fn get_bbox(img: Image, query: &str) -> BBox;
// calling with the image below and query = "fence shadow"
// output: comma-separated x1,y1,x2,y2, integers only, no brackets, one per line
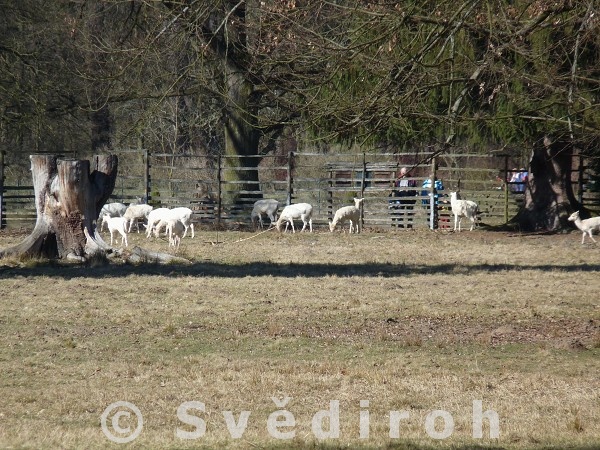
1,260,599,280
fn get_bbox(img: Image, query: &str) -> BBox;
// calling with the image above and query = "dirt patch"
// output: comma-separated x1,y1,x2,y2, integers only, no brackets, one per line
213,315,600,349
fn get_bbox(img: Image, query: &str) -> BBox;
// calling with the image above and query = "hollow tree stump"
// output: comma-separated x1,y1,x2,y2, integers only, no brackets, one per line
0,154,117,260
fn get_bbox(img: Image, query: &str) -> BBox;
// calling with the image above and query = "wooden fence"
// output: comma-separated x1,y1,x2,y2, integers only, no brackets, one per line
1,149,598,230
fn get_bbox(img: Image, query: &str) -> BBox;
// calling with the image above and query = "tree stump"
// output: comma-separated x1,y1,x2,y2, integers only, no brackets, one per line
0,154,117,261
0,154,190,264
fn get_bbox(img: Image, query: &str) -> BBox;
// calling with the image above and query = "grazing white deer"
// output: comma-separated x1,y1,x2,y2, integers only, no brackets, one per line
165,218,185,251
329,198,363,233
275,203,313,233
251,199,279,229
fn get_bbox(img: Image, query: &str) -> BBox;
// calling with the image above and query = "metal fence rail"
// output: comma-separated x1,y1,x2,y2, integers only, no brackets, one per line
1,150,598,229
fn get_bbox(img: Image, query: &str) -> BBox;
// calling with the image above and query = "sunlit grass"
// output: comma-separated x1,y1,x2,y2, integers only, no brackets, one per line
1,227,599,448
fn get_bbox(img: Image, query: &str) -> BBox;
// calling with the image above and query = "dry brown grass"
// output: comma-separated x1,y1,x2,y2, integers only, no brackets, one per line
0,227,599,449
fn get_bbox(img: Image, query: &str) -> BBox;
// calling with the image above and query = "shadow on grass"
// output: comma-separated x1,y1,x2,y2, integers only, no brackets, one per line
1,259,599,279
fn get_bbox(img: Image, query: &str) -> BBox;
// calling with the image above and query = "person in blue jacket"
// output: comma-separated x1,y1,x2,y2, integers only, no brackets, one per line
421,178,444,204
421,178,444,229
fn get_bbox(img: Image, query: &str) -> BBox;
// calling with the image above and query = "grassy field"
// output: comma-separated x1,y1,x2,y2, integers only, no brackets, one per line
0,226,599,449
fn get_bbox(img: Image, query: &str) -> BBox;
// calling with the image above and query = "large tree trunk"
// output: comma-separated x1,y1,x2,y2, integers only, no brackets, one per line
0,154,117,260
222,63,262,211
91,106,112,152
87,2,112,154
516,136,581,231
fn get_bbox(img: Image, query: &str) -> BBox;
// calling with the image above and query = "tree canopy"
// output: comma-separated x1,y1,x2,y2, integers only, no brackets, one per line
1,1,599,163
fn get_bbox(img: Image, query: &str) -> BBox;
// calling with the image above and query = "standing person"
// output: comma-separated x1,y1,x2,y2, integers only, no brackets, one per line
421,177,444,229
421,177,444,204
389,167,417,228
510,168,528,193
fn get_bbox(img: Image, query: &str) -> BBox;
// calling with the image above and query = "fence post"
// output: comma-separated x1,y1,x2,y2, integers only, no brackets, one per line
286,151,294,206
360,152,366,228
327,167,333,220
0,150,4,229
503,155,509,224
217,154,222,228
429,157,437,229
578,153,584,206
143,147,151,204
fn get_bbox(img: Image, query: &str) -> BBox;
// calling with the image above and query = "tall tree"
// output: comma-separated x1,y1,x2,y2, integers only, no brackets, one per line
517,135,580,230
